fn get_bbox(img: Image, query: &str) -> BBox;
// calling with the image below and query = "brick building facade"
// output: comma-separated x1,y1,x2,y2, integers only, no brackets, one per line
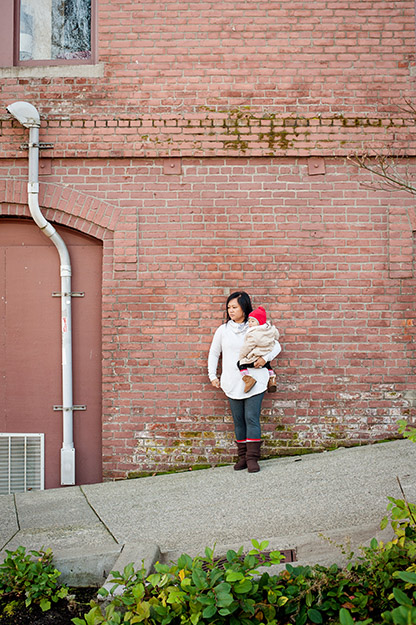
1,1,416,484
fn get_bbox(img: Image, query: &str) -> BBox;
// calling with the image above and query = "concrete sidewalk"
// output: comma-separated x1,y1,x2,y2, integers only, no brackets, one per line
1,439,415,587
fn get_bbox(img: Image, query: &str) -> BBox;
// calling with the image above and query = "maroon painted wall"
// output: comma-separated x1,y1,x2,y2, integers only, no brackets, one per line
0,219,102,488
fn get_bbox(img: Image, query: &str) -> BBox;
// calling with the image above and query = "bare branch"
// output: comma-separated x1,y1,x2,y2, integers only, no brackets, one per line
348,97,416,195
396,476,416,527
348,152,416,196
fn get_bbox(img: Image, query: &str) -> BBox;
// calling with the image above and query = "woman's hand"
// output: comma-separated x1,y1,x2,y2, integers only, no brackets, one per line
254,357,266,368
211,378,221,388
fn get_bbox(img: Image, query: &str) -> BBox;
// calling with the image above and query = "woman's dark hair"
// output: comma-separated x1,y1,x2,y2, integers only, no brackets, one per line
225,291,253,322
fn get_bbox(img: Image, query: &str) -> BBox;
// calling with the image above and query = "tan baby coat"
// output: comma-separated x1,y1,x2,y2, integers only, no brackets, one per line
238,322,280,365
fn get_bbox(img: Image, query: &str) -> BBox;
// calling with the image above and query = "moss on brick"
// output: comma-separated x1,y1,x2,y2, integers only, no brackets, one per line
223,139,249,152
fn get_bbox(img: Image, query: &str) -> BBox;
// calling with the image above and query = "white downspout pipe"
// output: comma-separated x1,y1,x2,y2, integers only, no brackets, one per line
7,101,75,485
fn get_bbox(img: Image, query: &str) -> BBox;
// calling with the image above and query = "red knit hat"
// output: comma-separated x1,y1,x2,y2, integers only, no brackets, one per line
249,306,267,325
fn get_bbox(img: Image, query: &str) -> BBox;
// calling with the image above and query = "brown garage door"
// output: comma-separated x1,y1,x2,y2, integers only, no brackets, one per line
0,217,102,489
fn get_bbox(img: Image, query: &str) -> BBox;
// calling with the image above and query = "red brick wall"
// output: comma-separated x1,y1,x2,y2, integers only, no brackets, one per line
2,155,416,477
2,0,415,118
1,1,416,160
1,1,416,478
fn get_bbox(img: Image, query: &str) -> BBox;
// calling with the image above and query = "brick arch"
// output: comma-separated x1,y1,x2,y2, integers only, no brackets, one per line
0,179,120,240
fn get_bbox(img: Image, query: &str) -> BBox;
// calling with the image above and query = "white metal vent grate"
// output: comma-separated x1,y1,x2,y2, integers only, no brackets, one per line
0,434,44,495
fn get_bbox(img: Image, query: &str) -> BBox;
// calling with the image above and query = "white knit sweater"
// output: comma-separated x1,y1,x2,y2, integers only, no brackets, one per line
208,320,281,400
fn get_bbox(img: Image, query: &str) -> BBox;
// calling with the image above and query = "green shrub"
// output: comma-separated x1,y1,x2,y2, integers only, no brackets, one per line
0,545,68,613
72,540,286,625
398,419,416,444
4,421,416,624
0,496,414,624
341,491,416,625
72,493,416,625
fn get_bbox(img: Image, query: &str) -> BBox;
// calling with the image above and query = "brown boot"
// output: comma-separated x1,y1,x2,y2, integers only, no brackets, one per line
242,375,256,393
234,442,247,471
246,441,262,473
268,375,277,393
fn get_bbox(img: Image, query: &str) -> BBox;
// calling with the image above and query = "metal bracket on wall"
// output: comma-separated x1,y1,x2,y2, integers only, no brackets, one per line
39,159,52,175
53,405,87,411
163,158,182,175
308,157,326,175
52,292,85,297
20,142,54,150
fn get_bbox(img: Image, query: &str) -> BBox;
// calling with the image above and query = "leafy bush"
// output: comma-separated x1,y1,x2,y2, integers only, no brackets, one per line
398,419,416,444
0,545,68,614
72,494,416,625
338,488,416,625
4,423,416,624
72,540,286,625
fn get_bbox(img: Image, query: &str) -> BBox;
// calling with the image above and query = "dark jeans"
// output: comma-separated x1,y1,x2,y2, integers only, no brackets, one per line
228,392,265,441
237,360,272,371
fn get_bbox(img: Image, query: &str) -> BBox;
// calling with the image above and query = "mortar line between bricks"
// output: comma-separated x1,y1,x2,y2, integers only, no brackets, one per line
79,485,119,545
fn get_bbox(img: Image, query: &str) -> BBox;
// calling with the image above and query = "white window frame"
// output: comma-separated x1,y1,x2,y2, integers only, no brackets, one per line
0,0,97,68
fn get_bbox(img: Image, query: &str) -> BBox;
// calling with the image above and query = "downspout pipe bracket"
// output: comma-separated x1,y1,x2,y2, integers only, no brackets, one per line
53,405,87,411
20,142,54,150
52,292,85,297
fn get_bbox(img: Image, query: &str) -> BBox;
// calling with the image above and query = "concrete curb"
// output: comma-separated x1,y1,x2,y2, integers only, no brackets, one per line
0,441,414,590
161,521,395,573
98,542,161,599
90,520,394,598
54,545,122,587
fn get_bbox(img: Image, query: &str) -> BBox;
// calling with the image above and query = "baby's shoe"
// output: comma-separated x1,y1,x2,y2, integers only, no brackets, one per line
267,375,277,393
242,375,257,393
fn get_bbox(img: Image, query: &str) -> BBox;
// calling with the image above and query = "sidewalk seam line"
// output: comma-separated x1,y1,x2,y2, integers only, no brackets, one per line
0,494,21,552
79,485,120,545
14,494,20,531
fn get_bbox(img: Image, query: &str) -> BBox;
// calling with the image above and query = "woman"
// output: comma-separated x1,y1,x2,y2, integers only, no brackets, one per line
208,291,281,473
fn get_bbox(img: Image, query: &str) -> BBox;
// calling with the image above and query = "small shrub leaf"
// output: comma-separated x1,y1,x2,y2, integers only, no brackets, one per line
307,608,323,623
270,550,284,563
370,538,378,550
177,554,193,570
202,604,217,618
204,546,213,560
225,570,244,582
39,598,51,612
191,567,207,589
393,586,413,607
226,549,237,562
396,571,416,584
146,573,161,587
339,608,355,625
234,579,252,594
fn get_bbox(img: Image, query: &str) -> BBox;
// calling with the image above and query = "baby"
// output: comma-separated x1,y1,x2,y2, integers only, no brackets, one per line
237,306,280,393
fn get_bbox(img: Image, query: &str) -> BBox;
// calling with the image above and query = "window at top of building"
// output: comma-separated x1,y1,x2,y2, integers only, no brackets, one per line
19,0,92,63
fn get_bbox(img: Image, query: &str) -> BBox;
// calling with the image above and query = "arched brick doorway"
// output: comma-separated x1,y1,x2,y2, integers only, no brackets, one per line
0,217,102,489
